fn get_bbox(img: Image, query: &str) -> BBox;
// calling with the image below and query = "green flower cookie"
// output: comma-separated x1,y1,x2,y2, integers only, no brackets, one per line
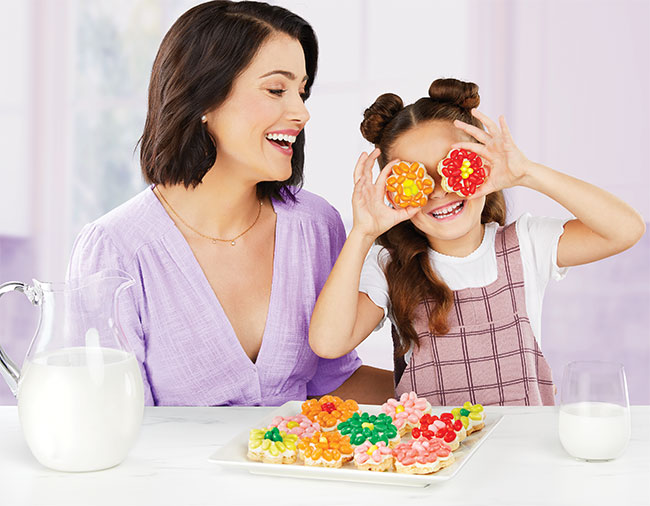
337,412,399,446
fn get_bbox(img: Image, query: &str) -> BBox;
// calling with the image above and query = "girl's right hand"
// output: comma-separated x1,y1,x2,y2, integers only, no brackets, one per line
351,148,420,240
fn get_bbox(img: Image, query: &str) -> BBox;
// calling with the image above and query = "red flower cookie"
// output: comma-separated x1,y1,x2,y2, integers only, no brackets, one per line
437,148,487,197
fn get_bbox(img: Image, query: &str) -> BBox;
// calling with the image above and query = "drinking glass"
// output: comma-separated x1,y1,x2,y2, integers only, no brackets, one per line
558,361,631,461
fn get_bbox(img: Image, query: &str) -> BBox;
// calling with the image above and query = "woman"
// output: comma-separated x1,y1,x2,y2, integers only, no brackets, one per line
68,1,392,406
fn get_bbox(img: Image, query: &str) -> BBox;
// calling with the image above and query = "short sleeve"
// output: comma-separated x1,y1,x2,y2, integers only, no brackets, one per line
516,213,570,284
359,244,391,331
66,223,155,405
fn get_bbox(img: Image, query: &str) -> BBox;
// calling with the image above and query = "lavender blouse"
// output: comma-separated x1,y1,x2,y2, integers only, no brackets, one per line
66,187,361,406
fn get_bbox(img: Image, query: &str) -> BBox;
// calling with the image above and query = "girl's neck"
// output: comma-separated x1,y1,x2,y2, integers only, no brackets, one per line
427,223,486,257
156,167,263,239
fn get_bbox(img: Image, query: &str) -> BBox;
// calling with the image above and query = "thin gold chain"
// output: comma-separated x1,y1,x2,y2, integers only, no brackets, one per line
154,186,262,246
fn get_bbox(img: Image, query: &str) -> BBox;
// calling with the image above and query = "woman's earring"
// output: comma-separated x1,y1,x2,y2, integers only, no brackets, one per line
201,115,207,123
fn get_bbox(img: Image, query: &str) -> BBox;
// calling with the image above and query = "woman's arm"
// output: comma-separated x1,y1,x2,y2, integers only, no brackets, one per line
309,150,418,359
453,110,646,267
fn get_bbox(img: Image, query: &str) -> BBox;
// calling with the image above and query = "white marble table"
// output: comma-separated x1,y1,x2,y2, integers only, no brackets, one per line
0,406,648,506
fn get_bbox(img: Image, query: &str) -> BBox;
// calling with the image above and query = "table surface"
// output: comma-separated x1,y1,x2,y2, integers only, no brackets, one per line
0,405,648,506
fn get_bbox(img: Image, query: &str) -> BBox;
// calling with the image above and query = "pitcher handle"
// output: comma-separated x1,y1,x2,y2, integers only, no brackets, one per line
0,282,41,396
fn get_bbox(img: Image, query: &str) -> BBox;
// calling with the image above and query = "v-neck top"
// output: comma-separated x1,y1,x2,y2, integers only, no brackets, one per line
66,186,361,406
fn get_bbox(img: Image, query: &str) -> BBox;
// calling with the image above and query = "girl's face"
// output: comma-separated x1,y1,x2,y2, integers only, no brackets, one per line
204,33,310,183
390,120,487,254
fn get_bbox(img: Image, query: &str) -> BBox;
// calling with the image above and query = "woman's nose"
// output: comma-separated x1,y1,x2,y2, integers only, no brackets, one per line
289,93,310,125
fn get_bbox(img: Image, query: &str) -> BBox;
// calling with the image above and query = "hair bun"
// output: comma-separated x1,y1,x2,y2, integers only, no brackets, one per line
428,78,480,110
360,93,404,144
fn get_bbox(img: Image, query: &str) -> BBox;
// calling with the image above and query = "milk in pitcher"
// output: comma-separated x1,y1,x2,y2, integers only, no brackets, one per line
17,346,144,472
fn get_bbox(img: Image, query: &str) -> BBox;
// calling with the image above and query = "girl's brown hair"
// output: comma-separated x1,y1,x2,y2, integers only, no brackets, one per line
360,78,506,356
139,1,318,202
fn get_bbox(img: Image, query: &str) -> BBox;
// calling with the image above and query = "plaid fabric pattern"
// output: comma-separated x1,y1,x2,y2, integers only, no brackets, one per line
395,223,555,406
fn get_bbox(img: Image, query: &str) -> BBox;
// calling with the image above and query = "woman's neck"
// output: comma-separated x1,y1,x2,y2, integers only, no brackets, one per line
156,168,262,240
427,224,486,257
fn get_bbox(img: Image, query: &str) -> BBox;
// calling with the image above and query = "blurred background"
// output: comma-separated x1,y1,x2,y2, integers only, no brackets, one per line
0,0,648,404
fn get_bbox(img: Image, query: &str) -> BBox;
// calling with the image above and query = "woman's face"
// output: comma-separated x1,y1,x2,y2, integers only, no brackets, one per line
389,120,487,252
204,33,310,183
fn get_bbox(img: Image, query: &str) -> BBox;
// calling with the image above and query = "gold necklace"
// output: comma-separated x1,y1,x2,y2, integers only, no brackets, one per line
155,186,262,246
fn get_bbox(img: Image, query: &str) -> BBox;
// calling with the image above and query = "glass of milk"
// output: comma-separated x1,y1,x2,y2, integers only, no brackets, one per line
558,361,631,461
0,270,145,472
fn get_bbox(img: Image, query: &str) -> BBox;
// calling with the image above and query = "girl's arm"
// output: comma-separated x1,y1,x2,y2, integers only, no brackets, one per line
453,110,646,267
309,150,418,359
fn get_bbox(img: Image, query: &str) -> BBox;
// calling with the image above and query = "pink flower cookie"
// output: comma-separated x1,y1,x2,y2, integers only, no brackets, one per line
353,441,394,472
393,439,455,475
268,414,320,439
381,391,432,436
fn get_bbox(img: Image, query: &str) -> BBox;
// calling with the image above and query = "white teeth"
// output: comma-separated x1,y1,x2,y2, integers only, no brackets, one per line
265,133,297,143
432,201,463,218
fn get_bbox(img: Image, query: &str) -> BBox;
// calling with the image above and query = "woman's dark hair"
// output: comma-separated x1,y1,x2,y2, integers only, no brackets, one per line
139,0,318,202
360,78,507,356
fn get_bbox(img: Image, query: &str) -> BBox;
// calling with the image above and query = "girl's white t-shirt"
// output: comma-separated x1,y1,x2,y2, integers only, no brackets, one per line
359,213,569,350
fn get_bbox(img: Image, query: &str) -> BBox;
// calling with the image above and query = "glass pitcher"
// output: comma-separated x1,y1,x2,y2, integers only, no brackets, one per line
0,269,144,472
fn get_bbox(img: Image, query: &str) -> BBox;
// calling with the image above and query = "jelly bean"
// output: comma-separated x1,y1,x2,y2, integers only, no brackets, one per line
249,440,262,449
262,439,271,450
276,441,286,452
397,175,406,184
387,176,397,185
460,408,470,417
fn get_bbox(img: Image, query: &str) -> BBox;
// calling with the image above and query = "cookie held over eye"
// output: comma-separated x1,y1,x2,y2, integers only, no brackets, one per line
437,148,487,197
385,161,434,208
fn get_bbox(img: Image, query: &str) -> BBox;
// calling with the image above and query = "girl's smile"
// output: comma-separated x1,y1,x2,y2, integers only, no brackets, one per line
427,199,466,221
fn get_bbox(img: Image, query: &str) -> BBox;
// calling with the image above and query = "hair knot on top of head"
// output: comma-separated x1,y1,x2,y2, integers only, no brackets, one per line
428,78,480,110
360,93,404,145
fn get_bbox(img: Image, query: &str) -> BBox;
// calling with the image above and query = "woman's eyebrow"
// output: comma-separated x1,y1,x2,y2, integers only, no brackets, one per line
259,70,309,83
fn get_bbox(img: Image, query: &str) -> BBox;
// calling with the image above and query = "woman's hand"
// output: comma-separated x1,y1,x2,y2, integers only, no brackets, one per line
451,109,532,199
351,148,419,239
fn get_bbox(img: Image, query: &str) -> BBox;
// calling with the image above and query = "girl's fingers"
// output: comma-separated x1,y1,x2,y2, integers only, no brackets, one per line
499,115,514,143
453,119,490,145
376,159,399,187
471,108,499,137
353,152,368,184
450,141,492,162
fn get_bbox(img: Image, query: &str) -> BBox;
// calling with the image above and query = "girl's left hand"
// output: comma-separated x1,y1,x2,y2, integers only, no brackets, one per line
451,109,532,199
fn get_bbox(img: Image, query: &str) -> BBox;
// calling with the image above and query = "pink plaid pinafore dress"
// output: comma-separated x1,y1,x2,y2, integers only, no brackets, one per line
393,223,555,406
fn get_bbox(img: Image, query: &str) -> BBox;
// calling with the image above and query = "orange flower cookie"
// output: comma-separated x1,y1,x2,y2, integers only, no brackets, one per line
353,441,394,472
393,439,455,475
385,161,434,208
247,427,298,464
297,431,354,468
437,148,487,197
301,395,359,431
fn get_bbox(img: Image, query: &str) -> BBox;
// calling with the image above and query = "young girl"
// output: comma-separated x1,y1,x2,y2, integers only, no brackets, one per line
309,78,645,406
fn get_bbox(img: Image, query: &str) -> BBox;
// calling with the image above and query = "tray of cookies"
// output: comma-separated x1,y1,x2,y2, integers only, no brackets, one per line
208,392,502,487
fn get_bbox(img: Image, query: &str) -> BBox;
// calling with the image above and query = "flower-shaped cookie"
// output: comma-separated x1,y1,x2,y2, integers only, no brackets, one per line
297,430,354,468
353,440,394,472
337,412,400,447
393,438,455,475
451,402,485,435
386,161,434,208
381,391,432,436
411,414,464,451
268,414,321,440
438,148,487,197
301,395,359,431
247,426,299,464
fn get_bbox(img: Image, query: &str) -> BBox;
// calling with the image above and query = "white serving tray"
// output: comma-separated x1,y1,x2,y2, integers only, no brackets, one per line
209,401,502,487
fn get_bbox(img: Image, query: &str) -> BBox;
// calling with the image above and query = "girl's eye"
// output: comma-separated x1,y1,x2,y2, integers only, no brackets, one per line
268,89,286,96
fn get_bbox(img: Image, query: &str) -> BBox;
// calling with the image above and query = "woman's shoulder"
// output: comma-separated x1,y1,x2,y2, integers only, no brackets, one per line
274,187,343,226
75,187,170,261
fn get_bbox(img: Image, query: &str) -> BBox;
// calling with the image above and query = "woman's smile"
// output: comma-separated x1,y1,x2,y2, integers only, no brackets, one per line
265,129,300,156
